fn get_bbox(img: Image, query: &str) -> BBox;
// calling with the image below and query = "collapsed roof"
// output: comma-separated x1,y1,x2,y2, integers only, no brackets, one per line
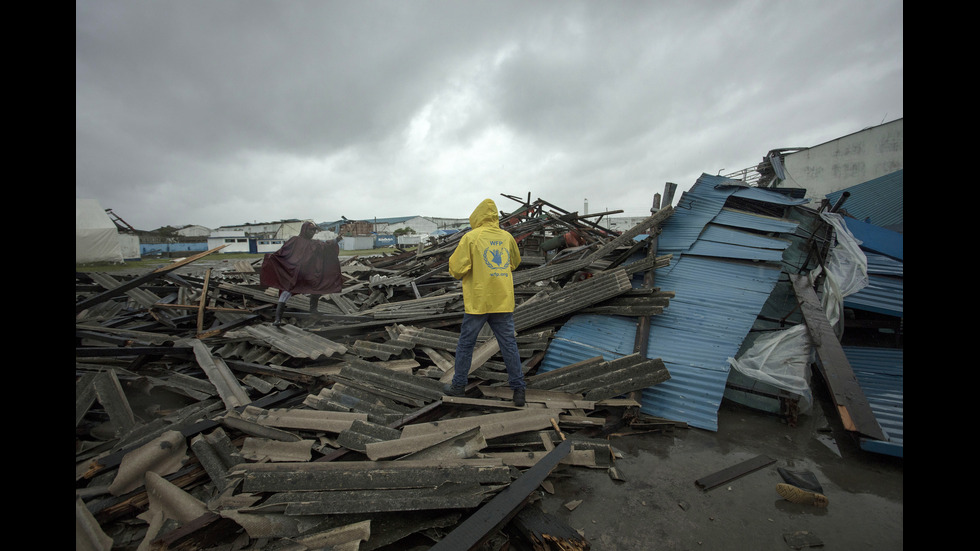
76,181,902,549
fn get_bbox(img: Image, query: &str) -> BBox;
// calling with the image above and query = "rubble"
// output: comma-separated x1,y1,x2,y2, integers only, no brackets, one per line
76,196,678,550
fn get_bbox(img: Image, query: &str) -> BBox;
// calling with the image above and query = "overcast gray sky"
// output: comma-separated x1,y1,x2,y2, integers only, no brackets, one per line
76,0,903,231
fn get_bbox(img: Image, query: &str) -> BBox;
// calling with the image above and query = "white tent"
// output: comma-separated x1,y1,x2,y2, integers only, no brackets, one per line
76,198,124,264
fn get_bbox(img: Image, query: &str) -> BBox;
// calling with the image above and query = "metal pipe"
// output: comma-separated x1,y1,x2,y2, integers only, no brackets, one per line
829,191,850,213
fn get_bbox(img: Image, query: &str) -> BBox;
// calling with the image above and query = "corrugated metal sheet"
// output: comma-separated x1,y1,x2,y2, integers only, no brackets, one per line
865,252,904,277
227,324,348,359
540,174,791,431
840,217,903,318
656,180,733,254
698,225,792,251
713,208,801,233
842,216,903,261
844,346,903,457
826,169,903,229
731,186,811,206
514,268,633,331
686,240,786,262
844,274,904,317
638,257,783,430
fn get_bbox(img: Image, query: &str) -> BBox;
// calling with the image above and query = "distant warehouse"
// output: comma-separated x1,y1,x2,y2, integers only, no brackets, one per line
207,230,284,254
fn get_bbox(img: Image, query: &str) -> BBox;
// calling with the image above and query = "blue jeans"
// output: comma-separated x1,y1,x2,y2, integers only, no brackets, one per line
453,312,526,390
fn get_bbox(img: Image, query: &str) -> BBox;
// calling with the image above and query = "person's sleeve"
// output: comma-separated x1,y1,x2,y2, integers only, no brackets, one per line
448,237,472,280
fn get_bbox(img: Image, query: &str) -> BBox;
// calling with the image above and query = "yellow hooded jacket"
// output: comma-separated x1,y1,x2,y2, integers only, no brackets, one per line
449,198,522,314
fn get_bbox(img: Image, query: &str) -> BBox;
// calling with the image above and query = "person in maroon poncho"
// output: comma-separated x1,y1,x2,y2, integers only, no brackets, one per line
260,221,344,326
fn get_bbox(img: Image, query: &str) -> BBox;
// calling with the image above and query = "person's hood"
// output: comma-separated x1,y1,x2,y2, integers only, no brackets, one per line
469,199,500,230
300,221,318,238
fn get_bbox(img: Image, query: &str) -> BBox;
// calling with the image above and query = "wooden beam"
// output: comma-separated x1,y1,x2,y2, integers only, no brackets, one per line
75,245,228,314
429,439,573,551
695,454,775,491
510,503,590,551
197,268,212,335
790,274,885,441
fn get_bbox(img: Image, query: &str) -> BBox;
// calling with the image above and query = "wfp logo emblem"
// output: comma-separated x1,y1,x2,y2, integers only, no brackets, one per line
482,247,511,270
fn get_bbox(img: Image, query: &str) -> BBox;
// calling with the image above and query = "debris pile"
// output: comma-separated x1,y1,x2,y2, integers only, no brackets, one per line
76,196,680,550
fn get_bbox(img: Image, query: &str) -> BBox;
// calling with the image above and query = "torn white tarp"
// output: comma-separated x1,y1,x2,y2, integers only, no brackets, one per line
729,324,813,413
727,211,868,413
816,211,870,334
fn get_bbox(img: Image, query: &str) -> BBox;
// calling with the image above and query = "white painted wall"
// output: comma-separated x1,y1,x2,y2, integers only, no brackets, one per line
341,236,376,250
775,118,903,203
256,239,285,253
176,225,212,237
207,234,252,253
386,216,438,235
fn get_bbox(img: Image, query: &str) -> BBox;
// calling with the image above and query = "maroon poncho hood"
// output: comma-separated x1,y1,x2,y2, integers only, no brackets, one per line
260,222,343,295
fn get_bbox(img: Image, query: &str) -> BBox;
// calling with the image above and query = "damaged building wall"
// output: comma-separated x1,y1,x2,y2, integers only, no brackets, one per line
772,118,903,205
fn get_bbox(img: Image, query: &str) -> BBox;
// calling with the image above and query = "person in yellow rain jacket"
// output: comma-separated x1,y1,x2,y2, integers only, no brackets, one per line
443,198,527,406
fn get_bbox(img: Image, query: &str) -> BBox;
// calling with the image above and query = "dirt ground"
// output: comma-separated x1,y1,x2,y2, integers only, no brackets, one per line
533,385,903,551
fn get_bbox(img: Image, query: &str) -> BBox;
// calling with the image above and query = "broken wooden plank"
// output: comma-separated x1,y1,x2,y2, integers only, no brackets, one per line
790,274,885,441
264,483,495,515
510,502,590,551
694,454,776,491
429,439,573,551
75,245,227,313
239,461,511,493
197,267,213,335
480,448,596,468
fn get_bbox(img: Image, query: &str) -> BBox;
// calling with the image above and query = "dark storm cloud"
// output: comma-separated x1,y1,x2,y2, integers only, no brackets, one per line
76,0,902,230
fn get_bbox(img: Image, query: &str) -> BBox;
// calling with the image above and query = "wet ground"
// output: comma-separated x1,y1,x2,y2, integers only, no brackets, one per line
535,386,903,550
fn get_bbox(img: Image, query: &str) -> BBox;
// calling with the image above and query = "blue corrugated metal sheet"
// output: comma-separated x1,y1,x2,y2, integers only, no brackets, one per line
844,346,903,457
843,240,903,318
844,275,903,317
540,174,793,431
698,225,792,251
713,209,800,233
827,169,903,229
842,216,903,261
655,178,736,255
865,252,904,277
731,186,810,206
686,241,786,262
